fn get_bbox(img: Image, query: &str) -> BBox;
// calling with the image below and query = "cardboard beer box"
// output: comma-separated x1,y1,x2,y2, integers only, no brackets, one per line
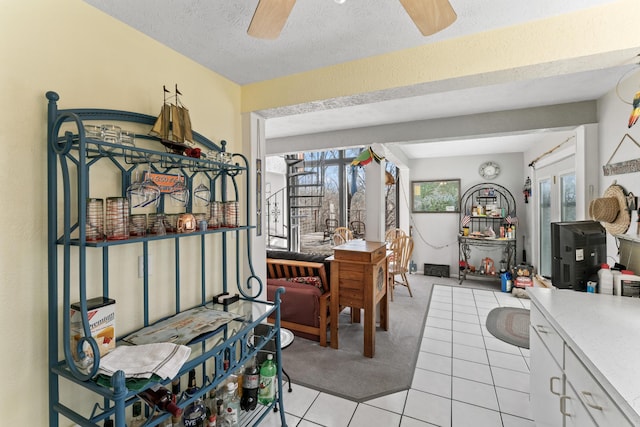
70,297,116,365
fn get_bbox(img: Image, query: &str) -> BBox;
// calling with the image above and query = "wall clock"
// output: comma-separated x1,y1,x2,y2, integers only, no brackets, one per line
479,161,500,180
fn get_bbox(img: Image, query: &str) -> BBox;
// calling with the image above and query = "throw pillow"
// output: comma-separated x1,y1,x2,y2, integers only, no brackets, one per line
287,276,324,293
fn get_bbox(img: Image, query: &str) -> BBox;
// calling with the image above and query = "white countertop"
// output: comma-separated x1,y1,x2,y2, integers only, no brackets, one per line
528,288,640,424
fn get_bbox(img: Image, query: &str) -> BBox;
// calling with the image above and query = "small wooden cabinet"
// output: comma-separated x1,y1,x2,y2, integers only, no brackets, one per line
329,240,389,358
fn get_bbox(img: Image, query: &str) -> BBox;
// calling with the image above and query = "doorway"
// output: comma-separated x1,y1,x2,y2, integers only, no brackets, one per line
536,156,576,277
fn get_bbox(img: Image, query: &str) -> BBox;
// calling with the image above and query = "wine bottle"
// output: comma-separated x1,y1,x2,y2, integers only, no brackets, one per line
129,400,147,427
181,369,207,427
170,376,182,426
185,369,199,397
172,377,181,397
138,385,183,418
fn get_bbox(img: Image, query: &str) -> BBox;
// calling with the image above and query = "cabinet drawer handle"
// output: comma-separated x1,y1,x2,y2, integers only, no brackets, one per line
581,391,603,411
536,324,549,334
549,376,561,395
560,395,571,416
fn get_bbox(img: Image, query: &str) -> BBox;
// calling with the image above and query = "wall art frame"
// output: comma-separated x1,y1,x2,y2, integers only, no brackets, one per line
411,179,461,213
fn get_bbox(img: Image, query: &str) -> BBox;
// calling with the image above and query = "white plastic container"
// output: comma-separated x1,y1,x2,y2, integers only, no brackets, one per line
598,263,613,295
612,269,622,296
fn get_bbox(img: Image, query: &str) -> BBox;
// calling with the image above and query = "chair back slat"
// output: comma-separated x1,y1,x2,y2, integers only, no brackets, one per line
332,227,353,246
390,235,414,273
385,228,407,244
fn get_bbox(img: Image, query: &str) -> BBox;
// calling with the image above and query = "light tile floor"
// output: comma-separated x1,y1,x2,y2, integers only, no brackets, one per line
261,276,535,427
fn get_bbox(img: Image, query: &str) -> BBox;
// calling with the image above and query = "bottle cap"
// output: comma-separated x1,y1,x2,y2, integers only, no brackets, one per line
267,354,273,360
601,263,610,269
226,381,237,392
166,401,183,418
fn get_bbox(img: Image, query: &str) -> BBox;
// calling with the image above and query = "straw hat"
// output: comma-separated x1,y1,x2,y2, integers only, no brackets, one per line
589,184,630,235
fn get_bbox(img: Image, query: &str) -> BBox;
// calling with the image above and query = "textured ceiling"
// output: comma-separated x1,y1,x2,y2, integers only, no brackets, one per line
84,0,621,85
84,0,635,158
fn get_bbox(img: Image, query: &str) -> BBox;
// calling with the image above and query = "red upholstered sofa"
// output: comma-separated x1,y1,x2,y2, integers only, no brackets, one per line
266,251,332,347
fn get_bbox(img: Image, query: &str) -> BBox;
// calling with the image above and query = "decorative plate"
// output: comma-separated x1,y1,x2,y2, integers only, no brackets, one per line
280,328,295,348
479,161,500,180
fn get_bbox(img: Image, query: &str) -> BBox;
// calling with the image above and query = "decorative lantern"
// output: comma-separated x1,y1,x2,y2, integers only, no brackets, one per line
523,176,532,203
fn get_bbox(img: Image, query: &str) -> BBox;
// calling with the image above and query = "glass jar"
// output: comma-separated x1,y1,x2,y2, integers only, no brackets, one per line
209,201,223,229
105,197,129,240
129,214,147,237
86,198,104,242
223,201,238,228
147,213,166,236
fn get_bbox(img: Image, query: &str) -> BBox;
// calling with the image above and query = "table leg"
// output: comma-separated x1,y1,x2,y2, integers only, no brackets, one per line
363,302,375,358
379,292,389,331
330,263,339,349
351,307,361,323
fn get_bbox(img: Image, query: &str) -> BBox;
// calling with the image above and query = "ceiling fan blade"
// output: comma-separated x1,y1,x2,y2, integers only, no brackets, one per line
399,0,457,36
248,0,296,39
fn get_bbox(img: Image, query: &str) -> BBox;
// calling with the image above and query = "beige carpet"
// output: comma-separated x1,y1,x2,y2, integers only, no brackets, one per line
281,276,433,402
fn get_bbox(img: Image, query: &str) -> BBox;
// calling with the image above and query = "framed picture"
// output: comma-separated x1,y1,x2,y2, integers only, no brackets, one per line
411,179,461,213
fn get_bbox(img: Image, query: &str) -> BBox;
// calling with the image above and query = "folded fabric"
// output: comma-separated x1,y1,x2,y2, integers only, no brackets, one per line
98,343,191,380
95,373,162,391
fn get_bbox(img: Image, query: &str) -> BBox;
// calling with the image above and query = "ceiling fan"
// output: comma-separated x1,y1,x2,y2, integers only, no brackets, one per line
248,0,457,40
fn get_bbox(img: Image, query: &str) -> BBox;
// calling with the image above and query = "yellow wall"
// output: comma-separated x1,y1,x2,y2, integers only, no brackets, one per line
0,1,241,425
242,0,640,112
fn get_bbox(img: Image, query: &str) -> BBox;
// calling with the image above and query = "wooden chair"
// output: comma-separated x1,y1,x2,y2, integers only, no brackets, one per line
384,228,407,264
385,228,407,244
349,220,366,239
388,235,414,301
323,218,339,242
332,227,353,246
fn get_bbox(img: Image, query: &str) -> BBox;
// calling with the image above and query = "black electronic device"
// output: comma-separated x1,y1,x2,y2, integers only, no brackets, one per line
551,220,606,291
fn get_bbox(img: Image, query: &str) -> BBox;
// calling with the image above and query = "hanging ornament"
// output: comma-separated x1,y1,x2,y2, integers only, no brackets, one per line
523,176,532,203
350,146,384,167
629,91,640,128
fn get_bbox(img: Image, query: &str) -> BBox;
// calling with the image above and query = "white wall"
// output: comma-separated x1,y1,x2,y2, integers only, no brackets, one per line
409,152,525,276
597,72,640,262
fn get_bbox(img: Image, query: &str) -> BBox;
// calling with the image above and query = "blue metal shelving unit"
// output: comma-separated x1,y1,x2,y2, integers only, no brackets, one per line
46,91,287,427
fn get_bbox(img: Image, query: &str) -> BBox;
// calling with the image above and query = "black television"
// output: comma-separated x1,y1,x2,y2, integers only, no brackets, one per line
551,220,606,291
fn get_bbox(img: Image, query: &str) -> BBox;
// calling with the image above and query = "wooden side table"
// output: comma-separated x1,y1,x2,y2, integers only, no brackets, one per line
329,240,389,358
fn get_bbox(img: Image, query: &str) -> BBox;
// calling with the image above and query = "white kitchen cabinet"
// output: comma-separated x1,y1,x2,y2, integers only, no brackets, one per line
529,288,639,427
562,380,598,427
564,345,632,427
529,329,564,427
